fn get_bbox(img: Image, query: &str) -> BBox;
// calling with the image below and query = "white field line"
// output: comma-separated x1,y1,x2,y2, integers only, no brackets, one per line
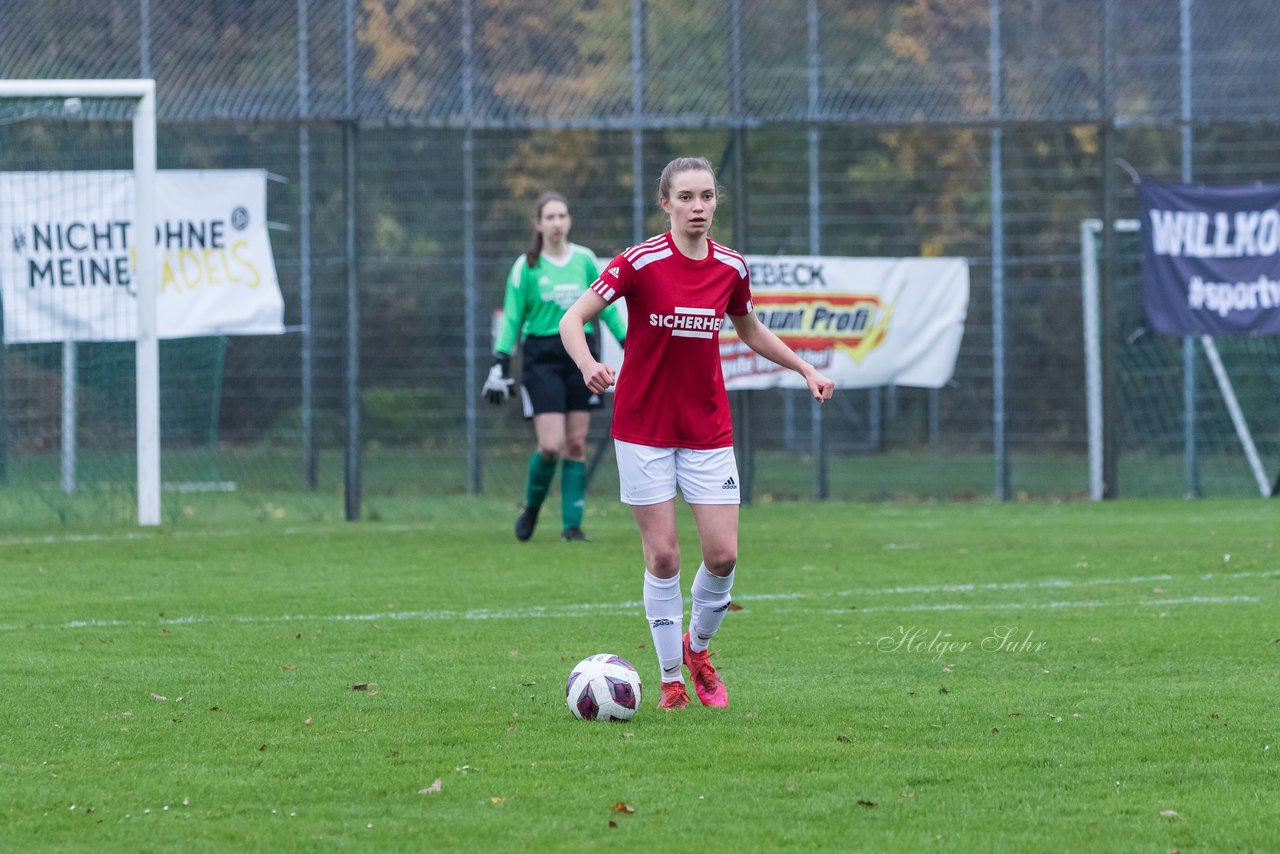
844,594,1259,615
0,524,422,548
1,570,1271,633
834,569,1280,598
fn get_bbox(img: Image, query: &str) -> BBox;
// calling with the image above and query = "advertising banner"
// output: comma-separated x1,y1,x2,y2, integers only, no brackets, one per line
1139,180,1280,336
1,169,284,343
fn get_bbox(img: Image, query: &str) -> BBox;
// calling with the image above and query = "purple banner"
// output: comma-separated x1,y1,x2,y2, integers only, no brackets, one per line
1139,181,1280,336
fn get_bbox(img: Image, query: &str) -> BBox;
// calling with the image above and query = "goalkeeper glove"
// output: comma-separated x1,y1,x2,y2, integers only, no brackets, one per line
482,353,515,405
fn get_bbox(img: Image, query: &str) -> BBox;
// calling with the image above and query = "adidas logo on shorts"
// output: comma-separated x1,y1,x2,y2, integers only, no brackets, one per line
722,476,737,490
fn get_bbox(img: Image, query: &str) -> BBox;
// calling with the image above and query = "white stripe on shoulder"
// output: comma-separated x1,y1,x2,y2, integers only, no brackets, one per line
712,249,748,279
507,255,527,285
712,242,746,263
623,235,668,262
632,247,673,271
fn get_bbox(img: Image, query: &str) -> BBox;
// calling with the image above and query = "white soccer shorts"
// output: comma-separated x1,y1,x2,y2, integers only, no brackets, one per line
614,439,741,506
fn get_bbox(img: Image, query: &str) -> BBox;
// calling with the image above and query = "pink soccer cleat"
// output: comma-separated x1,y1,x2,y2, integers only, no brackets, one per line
683,633,728,708
657,680,690,710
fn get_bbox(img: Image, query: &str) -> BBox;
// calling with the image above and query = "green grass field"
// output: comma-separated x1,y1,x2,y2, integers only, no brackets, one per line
2,497,1277,851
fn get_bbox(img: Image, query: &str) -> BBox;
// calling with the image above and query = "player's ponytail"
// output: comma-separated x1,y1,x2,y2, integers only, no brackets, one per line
526,191,568,268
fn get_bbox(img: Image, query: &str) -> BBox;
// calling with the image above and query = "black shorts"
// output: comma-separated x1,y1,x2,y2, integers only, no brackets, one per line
519,335,602,418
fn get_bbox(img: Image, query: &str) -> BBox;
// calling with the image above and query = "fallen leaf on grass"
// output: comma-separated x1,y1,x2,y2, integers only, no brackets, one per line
150,693,167,702
304,716,312,726
1160,809,1180,818
836,735,851,743
351,683,380,695
418,779,442,795
490,797,505,805
992,727,1000,734
283,664,298,672
857,800,878,808
608,820,618,828
610,802,635,814
258,744,267,752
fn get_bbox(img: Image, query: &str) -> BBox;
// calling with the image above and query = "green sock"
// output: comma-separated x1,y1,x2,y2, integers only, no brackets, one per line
561,459,586,531
526,452,557,510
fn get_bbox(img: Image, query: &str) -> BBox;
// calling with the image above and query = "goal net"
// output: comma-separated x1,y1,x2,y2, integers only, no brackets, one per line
0,81,163,524
1081,219,1280,498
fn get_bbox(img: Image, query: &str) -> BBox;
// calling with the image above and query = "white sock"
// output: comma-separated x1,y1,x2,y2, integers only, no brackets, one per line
643,570,684,683
689,563,734,653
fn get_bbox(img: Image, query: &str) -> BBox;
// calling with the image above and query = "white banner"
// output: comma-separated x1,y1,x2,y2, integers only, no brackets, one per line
721,255,969,390
1,169,284,343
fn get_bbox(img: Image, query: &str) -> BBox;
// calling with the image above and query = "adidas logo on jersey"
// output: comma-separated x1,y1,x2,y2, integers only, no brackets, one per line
608,266,620,277
722,477,737,490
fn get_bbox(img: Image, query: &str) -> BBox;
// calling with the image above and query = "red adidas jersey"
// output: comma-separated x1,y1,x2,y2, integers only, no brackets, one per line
589,232,753,449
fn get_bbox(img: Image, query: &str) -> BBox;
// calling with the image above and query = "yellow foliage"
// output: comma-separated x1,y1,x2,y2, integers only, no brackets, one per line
1072,125,1099,156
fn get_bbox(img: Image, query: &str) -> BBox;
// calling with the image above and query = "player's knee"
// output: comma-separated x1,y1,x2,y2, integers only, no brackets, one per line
647,548,681,577
537,446,560,462
563,437,585,458
704,549,737,576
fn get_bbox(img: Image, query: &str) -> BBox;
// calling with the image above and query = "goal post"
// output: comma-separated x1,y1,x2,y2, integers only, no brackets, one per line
0,79,160,525
1081,217,1274,499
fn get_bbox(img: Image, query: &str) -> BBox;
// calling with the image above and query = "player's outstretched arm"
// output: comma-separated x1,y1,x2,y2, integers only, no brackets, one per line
728,311,834,403
560,290,616,394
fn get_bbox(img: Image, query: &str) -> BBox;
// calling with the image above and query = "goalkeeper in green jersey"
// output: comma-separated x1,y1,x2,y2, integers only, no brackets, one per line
482,191,626,542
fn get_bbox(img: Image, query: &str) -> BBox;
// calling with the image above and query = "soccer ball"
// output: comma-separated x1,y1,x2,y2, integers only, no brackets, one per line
565,654,642,722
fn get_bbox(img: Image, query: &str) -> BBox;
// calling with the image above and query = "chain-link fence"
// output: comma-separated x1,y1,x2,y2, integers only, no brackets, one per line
2,0,1278,526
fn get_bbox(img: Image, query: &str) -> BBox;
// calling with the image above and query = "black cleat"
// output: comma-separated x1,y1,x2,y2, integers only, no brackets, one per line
561,527,591,542
515,506,540,541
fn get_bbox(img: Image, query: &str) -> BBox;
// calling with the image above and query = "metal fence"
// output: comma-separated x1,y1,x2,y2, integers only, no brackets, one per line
2,0,1279,526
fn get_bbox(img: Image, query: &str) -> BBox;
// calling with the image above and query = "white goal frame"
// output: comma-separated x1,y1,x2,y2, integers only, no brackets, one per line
0,79,161,525
1080,217,1271,499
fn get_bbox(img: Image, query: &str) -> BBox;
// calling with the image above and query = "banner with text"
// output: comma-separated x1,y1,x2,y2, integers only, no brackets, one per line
712,255,968,391
1139,180,1280,336
1,169,284,343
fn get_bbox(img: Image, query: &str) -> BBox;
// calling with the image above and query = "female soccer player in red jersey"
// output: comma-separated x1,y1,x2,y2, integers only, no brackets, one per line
559,157,835,710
